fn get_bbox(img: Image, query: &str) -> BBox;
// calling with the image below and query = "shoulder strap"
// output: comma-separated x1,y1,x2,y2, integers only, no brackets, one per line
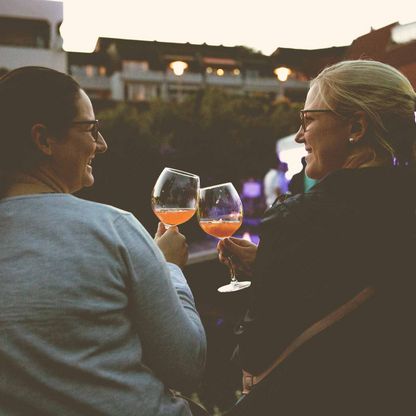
242,286,375,394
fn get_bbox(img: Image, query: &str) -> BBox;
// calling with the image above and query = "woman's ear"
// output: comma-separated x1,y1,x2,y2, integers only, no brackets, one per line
31,124,54,156
350,111,368,142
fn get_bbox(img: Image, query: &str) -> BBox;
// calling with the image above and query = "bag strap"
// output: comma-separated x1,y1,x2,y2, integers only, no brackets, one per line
242,286,375,394
170,391,210,416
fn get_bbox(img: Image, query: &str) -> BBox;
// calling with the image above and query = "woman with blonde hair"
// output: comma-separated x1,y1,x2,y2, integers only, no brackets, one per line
219,60,416,415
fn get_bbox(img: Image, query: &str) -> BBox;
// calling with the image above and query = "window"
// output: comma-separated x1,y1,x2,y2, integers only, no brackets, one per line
246,69,259,79
85,65,96,77
0,17,50,48
70,65,104,78
123,60,149,72
127,83,157,101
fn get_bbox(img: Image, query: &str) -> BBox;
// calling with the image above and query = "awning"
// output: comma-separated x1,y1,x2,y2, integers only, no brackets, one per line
202,57,238,66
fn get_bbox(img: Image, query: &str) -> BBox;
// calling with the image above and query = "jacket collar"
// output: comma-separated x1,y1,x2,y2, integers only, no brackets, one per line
311,167,416,207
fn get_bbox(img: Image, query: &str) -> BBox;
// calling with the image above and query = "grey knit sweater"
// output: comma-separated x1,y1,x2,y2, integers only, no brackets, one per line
0,194,206,415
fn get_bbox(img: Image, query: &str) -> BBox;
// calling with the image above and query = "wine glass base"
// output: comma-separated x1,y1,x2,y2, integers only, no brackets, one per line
217,281,251,293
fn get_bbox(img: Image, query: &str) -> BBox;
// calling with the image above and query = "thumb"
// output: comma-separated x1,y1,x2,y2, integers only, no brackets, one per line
217,239,226,253
228,237,253,247
164,225,178,235
223,237,240,254
155,222,166,238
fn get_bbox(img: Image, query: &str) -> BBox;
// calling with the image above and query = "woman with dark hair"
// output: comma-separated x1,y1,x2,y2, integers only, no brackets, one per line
0,67,206,415
219,60,416,415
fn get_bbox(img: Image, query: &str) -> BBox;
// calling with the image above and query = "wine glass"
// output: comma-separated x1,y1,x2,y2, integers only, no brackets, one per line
151,168,199,227
198,182,251,293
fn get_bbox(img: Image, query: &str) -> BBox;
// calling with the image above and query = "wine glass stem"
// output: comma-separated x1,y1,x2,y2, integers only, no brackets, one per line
225,255,238,283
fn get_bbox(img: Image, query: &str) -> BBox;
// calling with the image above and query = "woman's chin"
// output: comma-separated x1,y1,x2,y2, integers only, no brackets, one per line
304,158,313,175
305,163,321,181
82,173,95,189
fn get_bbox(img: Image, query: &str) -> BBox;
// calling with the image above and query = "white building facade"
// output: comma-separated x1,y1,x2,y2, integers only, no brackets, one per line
0,0,66,72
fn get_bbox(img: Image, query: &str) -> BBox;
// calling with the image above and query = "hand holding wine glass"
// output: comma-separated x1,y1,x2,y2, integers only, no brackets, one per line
217,237,257,277
151,167,199,228
154,223,189,269
198,182,251,293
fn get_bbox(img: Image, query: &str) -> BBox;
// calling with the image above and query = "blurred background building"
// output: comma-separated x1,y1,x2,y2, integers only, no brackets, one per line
1,0,415,102
68,38,309,103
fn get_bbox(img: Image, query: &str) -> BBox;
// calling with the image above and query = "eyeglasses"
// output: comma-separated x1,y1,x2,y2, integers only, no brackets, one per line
299,109,333,131
71,119,100,142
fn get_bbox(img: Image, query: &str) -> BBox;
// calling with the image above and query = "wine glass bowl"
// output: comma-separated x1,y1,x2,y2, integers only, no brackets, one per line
198,182,251,293
151,168,199,227
199,217,242,239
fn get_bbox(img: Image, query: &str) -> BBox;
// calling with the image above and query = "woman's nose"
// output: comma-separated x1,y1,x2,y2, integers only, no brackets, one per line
294,125,304,143
96,132,108,153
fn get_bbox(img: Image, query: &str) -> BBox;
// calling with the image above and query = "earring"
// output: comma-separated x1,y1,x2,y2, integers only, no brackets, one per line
349,138,355,144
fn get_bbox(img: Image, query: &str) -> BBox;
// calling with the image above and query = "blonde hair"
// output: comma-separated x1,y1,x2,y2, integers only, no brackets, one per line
311,60,416,165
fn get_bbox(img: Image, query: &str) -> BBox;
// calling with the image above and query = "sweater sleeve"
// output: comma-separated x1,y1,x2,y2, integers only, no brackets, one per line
114,213,206,392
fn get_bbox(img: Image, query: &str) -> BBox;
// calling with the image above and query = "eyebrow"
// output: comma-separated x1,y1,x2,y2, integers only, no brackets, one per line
300,109,332,113
71,120,98,129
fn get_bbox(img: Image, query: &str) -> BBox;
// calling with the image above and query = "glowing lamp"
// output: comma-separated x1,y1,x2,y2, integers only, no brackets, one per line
169,61,188,76
274,67,291,82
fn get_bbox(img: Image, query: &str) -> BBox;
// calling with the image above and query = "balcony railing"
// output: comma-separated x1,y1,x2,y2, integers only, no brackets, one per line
66,66,310,100
121,69,165,82
0,45,66,72
166,72,203,84
244,78,308,93
72,74,111,90
205,74,243,87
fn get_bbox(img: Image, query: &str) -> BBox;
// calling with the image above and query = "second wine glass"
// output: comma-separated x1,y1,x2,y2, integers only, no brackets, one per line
151,168,199,228
197,182,251,293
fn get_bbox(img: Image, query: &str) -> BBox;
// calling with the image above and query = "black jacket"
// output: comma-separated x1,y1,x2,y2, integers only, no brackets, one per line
231,167,416,415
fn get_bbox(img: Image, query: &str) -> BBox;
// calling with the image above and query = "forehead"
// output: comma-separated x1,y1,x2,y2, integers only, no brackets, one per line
74,89,95,119
304,84,324,109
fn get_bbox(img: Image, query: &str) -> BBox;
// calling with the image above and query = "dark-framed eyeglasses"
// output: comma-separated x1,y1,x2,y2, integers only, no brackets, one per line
299,109,333,131
71,119,100,142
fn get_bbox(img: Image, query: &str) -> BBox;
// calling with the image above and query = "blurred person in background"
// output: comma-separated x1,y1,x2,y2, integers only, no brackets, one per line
263,157,289,207
219,60,416,415
0,66,206,416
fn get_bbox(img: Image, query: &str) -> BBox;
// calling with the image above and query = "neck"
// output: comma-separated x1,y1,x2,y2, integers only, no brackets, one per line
4,169,68,197
343,145,392,170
